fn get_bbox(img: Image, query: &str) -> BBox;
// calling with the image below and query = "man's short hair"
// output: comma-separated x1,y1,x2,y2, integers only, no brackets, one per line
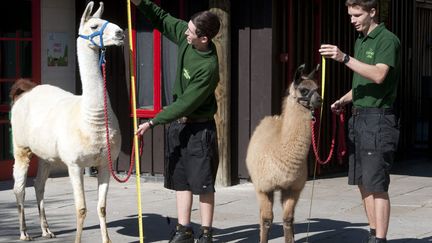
191,11,220,40
345,0,378,12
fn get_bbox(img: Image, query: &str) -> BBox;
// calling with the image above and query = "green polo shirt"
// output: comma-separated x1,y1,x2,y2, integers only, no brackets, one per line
352,23,401,108
137,0,219,126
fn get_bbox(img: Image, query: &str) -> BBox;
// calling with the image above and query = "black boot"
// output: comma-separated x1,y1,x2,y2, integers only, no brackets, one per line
363,235,376,243
196,226,213,243
375,237,387,243
363,228,376,243
169,224,194,243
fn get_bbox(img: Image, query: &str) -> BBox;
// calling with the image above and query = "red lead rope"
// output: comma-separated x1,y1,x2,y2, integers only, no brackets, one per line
311,112,347,164
102,63,136,182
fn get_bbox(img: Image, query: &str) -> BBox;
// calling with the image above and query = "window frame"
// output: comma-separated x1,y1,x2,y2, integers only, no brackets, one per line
131,0,162,119
0,0,40,180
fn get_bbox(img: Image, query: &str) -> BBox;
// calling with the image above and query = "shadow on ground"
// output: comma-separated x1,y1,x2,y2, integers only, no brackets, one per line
53,215,429,243
2,204,431,243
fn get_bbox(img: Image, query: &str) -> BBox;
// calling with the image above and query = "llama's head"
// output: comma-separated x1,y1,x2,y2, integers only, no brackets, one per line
78,1,124,49
289,64,322,110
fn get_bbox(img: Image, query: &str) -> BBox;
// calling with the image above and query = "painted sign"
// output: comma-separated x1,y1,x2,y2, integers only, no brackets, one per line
47,32,69,67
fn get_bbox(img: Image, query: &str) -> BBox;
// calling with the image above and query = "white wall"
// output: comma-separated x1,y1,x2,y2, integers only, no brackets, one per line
40,0,76,175
41,0,76,93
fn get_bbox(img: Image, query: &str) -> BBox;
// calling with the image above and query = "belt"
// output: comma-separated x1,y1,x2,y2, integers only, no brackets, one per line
177,117,213,124
352,107,394,116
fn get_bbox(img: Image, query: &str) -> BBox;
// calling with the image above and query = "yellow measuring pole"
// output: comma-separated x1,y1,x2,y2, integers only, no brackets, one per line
305,55,328,243
126,0,145,242
321,57,326,104
320,57,326,121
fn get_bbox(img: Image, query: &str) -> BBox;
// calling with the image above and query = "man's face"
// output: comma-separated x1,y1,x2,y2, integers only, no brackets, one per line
347,5,376,34
185,21,201,45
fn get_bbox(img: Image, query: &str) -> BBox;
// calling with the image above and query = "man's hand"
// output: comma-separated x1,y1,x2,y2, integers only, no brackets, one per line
136,121,151,136
331,99,345,114
319,44,345,63
130,0,142,6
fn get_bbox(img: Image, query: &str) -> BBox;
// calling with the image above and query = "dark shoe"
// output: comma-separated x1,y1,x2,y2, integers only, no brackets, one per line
169,224,194,243
196,226,213,243
375,238,387,243
364,235,376,243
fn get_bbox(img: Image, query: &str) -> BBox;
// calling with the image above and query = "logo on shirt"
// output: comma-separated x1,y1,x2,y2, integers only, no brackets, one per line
183,68,191,80
365,48,375,59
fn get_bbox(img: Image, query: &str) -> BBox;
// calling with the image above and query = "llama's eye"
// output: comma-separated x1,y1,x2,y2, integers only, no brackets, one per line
300,88,309,96
90,24,98,30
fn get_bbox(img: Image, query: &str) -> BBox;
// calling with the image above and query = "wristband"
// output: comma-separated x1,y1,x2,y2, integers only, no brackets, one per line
148,120,155,129
343,54,350,64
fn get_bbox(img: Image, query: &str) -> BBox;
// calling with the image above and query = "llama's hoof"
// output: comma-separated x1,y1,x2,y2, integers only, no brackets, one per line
42,230,56,239
19,232,32,241
42,228,56,239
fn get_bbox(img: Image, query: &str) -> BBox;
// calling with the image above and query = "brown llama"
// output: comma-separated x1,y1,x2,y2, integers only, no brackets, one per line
9,79,37,104
246,64,322,243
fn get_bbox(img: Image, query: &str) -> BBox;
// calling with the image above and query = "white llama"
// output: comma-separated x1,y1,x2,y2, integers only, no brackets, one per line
9,2,123,243
246,64,322,243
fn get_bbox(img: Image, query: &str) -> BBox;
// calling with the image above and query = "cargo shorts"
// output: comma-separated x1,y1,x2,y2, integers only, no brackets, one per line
164,120,219,195
348,108,400,192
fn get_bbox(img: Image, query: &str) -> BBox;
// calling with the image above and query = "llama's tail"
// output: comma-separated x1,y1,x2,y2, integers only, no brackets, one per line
10,78,37,104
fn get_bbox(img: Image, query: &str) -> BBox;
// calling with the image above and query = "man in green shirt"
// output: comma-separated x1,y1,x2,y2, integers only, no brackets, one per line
133,0,220,242
319,1,400,243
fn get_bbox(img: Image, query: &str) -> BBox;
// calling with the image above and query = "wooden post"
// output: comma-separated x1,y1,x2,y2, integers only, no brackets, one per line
209,0,231,186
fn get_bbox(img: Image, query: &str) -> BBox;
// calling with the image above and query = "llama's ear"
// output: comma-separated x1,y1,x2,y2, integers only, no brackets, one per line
293,64,306,86
93,2,104,18
307,64,321,79
81,1,94,25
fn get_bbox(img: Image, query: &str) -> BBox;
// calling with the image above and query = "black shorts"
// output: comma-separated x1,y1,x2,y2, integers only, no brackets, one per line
348,108,400,192
164,120,219,195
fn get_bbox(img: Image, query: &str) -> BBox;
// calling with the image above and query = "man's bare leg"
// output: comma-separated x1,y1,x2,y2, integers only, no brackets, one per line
199,192,214,227
359,186,376,230
374,192,390,239
176,190,193,226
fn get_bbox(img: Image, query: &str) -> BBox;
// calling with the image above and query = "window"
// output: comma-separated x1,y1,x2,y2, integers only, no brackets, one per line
133,0,208,118
0,0,40,163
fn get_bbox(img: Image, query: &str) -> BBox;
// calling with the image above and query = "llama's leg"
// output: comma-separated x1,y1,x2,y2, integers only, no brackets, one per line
96,165,111,243
281,188,302,243
13,147,32,241
68,166,86,243
256,190,274,243
34,161,55,238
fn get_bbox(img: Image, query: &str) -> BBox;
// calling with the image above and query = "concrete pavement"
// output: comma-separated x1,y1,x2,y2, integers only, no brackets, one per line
0,157,431,243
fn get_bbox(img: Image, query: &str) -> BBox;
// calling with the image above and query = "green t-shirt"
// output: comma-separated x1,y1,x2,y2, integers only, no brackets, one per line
352,23,401,108
137,0,219,126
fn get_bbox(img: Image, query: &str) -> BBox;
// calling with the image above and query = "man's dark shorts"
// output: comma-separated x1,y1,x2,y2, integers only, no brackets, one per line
348,108,400,193
164,120,219,195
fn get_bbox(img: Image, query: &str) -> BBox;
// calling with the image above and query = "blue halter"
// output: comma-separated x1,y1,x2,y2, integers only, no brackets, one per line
78,21,109,66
